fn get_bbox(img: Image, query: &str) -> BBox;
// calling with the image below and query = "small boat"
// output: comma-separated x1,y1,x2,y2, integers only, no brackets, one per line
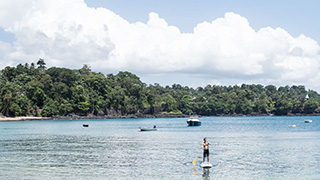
187,117,201,126
139,125,157,132
83,124,89,127
289,125,296,127
304,120,312,123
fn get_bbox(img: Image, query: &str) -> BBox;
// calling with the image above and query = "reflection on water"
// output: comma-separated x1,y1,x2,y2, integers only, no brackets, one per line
202,168,210,179
192,167,197,176
192,165,211,179
0,116,320,179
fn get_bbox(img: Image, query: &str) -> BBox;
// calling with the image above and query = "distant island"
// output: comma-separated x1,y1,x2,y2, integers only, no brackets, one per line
1,59,320,120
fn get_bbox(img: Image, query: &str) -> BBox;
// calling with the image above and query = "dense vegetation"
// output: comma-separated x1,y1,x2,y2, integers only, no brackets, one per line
1,59,320,117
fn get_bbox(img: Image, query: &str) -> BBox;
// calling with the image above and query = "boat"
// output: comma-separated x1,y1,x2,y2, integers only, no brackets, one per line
139,125,157,132
83,124,89,127
187,117,201,126
304,120,312,123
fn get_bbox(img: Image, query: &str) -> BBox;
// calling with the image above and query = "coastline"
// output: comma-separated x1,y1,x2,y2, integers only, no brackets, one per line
0,116,51,121
0,114,190,121
1,112,319,122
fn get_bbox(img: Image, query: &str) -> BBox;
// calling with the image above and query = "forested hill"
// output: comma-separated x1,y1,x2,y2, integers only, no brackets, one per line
1,59,320,118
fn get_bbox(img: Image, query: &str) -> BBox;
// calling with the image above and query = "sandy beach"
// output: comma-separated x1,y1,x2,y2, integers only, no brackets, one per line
0,116,51,121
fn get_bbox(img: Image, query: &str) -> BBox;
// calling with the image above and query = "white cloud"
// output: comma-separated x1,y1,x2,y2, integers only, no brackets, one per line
0,0,320,90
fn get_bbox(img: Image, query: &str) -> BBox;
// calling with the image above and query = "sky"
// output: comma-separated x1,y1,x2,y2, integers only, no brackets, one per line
0,0,320,91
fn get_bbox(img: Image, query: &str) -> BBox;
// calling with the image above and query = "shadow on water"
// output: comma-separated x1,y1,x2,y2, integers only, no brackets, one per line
202,168,210,179
192,167,211,179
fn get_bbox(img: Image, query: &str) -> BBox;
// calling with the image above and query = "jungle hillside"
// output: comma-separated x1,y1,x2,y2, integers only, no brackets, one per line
1,59,320,118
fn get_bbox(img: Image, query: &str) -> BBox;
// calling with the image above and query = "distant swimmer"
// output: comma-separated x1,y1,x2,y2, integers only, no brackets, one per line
202,138,210,164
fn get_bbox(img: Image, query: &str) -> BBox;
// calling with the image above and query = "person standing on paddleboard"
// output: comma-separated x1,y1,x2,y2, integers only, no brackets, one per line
202,138,210,164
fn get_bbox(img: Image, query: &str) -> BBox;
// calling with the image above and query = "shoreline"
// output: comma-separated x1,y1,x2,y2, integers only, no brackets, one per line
1,113,319,122
0,116,51,121
0,114,190,121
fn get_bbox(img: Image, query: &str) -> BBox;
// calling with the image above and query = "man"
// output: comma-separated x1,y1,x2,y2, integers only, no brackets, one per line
202,137,210,164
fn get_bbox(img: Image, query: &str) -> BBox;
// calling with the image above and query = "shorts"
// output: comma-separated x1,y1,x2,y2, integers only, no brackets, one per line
203,149,209,157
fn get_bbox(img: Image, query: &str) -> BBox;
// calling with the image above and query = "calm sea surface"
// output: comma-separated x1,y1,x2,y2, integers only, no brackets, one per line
0,116,320,180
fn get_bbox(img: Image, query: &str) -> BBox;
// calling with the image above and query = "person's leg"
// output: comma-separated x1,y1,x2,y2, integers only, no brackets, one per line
203,153,205,163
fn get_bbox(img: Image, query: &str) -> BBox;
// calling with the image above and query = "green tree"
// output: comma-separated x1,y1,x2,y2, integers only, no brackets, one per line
0,82,20,116
37,58,46,69
77,101,91,114
15,95,32,116
180,95,193,115
26,81,47,107
46,67,76,86
161,94,178,112
274,95,293,115
41,99,59,117
304,99,319,114
58,100,74,116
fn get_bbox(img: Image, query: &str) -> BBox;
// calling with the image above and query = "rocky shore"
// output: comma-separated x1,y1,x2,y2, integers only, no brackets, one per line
51,113,191,120
2,112,320,121
2,106,320,121
0,107,191,121
0,113,190,121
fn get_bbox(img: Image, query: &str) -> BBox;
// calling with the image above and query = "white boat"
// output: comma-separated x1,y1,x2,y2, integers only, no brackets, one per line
139,125,157,132
304,120,312,123
187,117,201,126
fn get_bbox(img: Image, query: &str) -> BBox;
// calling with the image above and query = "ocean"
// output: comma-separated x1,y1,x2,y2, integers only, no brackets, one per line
0,116,319,179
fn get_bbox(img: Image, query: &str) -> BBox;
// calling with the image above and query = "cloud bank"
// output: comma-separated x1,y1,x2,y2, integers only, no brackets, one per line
0,0,320,90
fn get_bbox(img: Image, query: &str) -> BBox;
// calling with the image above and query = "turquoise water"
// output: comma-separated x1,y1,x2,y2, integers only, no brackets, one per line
0,116,320,179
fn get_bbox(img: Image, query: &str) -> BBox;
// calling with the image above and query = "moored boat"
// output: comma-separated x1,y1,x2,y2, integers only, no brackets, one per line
187,117,201,126
304,120,312,123
139,125,157,131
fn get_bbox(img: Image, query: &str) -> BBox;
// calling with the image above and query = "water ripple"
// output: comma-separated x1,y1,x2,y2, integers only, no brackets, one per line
0,116,320,179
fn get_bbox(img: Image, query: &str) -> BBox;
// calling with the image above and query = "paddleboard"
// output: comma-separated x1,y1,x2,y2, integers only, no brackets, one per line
200,163,213,168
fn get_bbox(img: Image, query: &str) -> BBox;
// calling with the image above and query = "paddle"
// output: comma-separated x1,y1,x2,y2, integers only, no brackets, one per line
192,149,202,165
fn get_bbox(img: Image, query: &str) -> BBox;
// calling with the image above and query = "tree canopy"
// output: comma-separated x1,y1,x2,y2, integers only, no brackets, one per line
1,60,320,117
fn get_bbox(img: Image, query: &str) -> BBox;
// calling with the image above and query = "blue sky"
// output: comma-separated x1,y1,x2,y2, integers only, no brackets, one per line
0,26,14,43
0,0,319,91
85,0,320,42
1,1,319,44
